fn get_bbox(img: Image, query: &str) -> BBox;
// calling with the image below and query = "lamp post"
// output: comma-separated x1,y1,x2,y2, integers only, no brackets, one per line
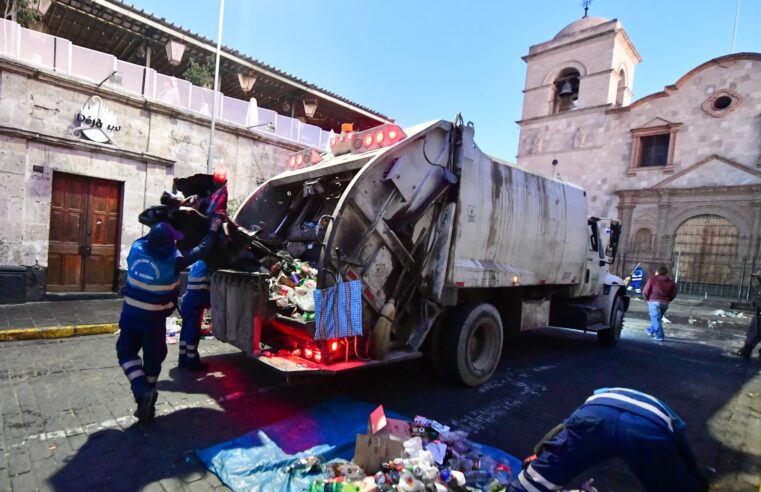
206,0,225,174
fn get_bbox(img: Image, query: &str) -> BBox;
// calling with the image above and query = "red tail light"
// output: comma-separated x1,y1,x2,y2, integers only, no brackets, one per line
351,124,406,154
330,340,339,352
304,348,313,359
287,148,323,170
314,351,323,363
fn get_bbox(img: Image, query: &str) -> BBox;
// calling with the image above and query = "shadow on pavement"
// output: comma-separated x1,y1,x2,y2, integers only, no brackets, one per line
48,324,760,491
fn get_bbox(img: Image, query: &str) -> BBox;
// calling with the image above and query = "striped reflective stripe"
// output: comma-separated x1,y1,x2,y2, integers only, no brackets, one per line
188,276,209,282
187,353,197,358
127,275,179,292
186,284,210,290
124,296,175,312
121,359,142,371
527,465,561,490
518,471,543,492
586,392,673,431
186,345,196,350
179,341,186,346
127,369,146,381
179,349,186,354
146,376,158,383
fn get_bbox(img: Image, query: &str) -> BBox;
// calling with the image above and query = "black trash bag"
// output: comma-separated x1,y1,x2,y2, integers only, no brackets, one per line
173,173,215,197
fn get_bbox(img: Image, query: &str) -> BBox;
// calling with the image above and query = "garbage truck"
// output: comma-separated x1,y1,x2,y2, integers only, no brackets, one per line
211,116,627,386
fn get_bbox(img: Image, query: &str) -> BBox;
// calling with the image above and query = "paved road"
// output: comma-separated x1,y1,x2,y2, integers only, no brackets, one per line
1,300,759,491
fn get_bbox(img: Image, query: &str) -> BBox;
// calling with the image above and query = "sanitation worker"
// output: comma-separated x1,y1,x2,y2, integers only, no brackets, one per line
117,218,221,424
507,387,707,492
178,259,211,371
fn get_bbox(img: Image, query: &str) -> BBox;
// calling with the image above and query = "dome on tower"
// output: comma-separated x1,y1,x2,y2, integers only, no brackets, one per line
554,16,611,39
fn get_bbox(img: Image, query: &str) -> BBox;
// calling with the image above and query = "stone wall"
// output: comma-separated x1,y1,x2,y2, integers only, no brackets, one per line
0,59,300,301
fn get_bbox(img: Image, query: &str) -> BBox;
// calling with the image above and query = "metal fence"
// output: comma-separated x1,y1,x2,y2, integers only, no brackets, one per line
0,18,333,150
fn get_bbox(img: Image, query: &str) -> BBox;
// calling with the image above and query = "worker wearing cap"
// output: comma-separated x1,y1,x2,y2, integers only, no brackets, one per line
178,259,211,370
507,387,707,492
116,219,220,424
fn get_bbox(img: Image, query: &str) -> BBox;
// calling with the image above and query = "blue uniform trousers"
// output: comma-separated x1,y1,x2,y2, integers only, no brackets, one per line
508,405,703,492
116,307,168,400
179,292,210,365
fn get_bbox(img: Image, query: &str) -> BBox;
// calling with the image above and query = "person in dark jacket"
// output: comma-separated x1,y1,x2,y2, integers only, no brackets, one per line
116,219,220,424
642,265,678,341
507,388,707,492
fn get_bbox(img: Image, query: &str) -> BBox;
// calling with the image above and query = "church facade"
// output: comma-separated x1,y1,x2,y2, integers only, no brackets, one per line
516,16,761,296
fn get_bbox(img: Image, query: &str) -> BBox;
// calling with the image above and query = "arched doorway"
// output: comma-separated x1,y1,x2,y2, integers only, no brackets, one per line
672,215,737,284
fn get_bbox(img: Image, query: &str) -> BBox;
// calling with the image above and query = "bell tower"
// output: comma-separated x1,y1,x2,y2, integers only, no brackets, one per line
519,16,641,122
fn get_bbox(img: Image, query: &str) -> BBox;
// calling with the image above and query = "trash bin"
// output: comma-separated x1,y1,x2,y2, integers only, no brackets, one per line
210,270,269,355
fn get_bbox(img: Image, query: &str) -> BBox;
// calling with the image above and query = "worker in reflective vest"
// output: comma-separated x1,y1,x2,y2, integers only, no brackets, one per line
116,219,220,424
178,260,211,370
508,387,707,492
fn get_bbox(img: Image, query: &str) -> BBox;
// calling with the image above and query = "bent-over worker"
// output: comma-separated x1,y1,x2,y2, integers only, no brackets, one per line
507,387,707,492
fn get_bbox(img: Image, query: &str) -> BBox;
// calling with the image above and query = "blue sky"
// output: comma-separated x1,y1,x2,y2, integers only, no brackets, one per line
130,0,759,160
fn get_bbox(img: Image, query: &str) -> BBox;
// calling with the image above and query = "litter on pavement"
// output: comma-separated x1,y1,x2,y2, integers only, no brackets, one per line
197,398,522,492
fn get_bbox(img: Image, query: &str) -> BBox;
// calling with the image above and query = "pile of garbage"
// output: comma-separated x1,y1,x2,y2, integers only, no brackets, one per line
268,257,319,322
308,415,516,492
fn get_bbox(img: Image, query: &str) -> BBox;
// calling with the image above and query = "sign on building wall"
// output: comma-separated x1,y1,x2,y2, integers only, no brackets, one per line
72,96,121,145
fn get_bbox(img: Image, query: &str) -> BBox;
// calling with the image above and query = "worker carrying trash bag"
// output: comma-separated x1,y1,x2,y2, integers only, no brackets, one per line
507,387,708,492
178,259,211,371
116,218,221,425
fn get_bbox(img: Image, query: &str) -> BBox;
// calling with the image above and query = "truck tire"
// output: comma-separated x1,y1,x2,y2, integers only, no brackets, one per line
597,295,624,346
440,303,503,387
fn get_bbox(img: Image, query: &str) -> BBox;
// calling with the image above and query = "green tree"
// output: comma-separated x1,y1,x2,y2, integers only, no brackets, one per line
182,57,214,88
3,0,42,27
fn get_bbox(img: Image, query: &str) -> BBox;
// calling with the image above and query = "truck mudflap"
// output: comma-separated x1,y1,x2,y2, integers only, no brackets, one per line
252,349,422,375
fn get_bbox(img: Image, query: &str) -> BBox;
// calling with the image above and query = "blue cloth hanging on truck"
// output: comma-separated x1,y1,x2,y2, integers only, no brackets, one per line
313,279,363,340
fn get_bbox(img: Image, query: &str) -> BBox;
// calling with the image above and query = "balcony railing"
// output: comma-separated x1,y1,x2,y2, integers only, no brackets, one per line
0,18,333,150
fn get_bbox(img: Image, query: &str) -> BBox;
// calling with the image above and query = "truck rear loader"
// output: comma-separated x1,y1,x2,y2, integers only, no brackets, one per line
211,116,627,386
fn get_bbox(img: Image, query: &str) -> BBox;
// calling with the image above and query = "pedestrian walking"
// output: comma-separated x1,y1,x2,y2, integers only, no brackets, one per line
178,259,211,371
507,387,708,492
116,219,220,424
642,265,677,341
734,271,761,360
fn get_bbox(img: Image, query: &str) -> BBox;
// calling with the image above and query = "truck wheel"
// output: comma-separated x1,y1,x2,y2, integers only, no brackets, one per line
440,303,503,387
598,295,624,346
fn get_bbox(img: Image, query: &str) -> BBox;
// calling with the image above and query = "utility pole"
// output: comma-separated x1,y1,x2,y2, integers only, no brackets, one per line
207,0,225,174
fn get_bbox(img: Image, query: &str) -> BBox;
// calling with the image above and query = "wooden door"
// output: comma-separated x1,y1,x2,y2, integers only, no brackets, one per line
47,173,122,292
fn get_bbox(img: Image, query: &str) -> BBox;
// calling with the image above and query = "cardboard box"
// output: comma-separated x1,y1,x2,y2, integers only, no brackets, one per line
353,405,411,474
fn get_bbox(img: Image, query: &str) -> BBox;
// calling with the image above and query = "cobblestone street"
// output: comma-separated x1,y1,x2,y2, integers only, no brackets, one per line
0,299,759,491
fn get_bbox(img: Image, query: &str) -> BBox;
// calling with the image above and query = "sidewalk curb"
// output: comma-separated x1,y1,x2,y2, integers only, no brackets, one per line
0,323,119,342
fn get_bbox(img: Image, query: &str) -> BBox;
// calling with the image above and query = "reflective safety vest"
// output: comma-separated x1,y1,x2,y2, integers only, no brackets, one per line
584,387,686,432
186,260,210,291
123,239,180,316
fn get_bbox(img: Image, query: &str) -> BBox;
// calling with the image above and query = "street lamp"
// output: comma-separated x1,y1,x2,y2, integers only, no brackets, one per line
303,98,318,118
238,71,257,93
165,39,186,66
97,70,122,88
30,0,53,17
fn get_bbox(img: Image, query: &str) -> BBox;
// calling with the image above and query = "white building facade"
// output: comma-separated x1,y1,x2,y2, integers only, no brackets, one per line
517,16,761,296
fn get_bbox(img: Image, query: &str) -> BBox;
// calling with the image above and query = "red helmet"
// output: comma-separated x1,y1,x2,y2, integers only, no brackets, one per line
213,163,227,184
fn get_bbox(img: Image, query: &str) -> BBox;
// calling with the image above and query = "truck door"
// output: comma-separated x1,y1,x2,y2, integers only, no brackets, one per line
578,219,605,296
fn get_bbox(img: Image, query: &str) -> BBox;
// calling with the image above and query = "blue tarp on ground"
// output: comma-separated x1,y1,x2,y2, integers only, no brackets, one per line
197,397,521,492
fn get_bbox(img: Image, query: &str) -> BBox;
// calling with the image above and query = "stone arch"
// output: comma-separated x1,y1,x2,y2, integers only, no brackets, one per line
630,226,654,253
662,205,750,242
542,61,588,86
615,65,628,107
671,215,738,284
